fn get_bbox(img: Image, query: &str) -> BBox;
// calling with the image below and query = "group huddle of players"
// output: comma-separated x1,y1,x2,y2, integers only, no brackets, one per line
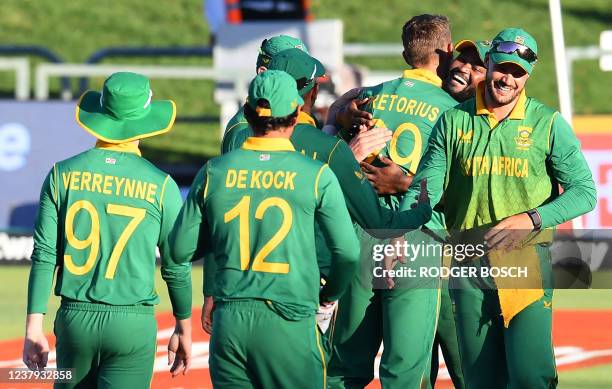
23,13,596,389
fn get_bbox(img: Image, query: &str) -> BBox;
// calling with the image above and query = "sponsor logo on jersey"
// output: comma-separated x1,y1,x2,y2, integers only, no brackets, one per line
259,153,270,161
105,157,116,164
403,80,414,88
515,126,533,150
458,129,473,143
354,170,364,180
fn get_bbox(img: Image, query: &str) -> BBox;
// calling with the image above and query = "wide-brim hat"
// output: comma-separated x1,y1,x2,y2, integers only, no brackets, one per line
75,72,176,143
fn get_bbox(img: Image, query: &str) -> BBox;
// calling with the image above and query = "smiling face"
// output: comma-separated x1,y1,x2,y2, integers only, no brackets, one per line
484,61,529,106
443,46,486,102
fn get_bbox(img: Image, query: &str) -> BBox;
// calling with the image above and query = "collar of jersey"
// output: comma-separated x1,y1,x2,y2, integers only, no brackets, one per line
402,68,442,87
476,84,527,126
95,140,142,156
297,110,316,126
242,137,295,152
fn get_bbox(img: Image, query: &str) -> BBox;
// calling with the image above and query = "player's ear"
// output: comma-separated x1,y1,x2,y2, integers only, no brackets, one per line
402,50,410,66
256,66,267,74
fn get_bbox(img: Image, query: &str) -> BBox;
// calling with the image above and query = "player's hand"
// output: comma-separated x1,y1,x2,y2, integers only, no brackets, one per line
22,332,49,371
168,319,192,377
335,97,374,130
349,126,392,162
484,212,534,252
361,156,413,195
382,237,407,289
316,300,337,333
201,296,215,335
326,88,362,124
417,178,429,205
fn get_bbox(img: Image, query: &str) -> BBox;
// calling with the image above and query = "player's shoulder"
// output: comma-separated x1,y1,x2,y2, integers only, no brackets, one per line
361,77,403,97
525,96,558,119
224,107,247,134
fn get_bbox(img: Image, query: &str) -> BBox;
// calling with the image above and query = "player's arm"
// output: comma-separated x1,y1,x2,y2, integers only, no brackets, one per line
327,139,431,232
399,114,449,212
314,165,360,302
169,165,211,263
24,167,58,370
159,176,193,320
535,113,597,228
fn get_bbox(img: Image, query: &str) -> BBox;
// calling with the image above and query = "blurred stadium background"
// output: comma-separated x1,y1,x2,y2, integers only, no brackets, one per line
1,0,611,388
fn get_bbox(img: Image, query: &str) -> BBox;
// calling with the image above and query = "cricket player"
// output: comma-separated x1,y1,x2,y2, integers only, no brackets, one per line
23,72,192,388
169,70,360,388
327,15,457,389
206,48,432,335
222,34,310,152
402,28,597,388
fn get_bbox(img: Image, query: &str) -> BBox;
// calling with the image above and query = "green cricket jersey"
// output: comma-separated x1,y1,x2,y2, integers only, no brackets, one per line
222,108,249,154
221,110,432,230
401,85,597,230
170,137,360,316
354,69,457,215
27,142,192,319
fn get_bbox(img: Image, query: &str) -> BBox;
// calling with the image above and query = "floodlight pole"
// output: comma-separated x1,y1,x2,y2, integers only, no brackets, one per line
550,0,585,230
549,0,573,123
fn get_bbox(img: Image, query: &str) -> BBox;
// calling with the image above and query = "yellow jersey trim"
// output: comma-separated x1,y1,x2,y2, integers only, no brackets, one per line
475,84,527,127
327,140,342,164
547,112,558,154
75,93,176,144
297,110,317,126
53,163,59,203
95,140,142,156
314,164,328,200
402,68,443,87
315,322,327,389
159,175,170,210
203,165,210,199
241,137,295,152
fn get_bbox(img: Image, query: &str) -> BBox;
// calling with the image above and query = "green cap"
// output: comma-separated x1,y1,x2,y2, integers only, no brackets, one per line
268,48,326,96
455,39,491,65
247,70,304,118
76,72,176,143
256,35,309,68
489,28,538,74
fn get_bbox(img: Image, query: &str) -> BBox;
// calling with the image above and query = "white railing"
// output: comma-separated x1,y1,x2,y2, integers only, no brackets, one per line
0,57,30,100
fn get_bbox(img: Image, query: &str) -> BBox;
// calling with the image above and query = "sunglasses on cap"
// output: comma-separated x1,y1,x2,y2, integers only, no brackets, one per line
491,41,538,63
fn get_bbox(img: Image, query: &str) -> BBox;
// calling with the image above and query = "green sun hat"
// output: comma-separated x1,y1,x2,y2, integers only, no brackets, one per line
268,48,326,96
247,70,304,118
76,72,176,143
489,27,538,74
256,35,309,68
455,39,491,65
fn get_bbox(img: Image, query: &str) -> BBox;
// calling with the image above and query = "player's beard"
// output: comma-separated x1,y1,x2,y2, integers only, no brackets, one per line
485,76,522,105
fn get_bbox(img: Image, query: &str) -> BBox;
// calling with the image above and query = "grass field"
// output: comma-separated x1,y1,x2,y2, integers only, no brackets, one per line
1,0,612,161
1,265,611,388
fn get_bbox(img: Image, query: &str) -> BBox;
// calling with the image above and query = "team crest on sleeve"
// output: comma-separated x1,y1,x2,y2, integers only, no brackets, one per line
515,126,533,150
259,153,270,161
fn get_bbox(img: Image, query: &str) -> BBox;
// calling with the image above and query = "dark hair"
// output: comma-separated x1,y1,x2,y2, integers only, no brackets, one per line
243,99,298,135
401,14,451,67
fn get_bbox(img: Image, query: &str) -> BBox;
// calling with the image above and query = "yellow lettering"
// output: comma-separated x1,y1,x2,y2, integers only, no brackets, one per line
62,172,71,190
480,156,489,175
262,171,274,189
284,172,296,190
226,169,237,188
515,159,522,177
370,95,380,110
80,172,92,191
250,170,262,189
388,94,398,111
406,99,417,115
103,175,113,195
273,171,284,189
114,177,126,195
428,107,440,122
505,157,512,176
92,174,103,193
522,159,529,177
378,94,389,111
69,171,81,191
396,97,408,112
418,102,431,118
135,181,147,200
237,170,248,189
124,179,135,198
146,183,157,203
491,157,499,175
